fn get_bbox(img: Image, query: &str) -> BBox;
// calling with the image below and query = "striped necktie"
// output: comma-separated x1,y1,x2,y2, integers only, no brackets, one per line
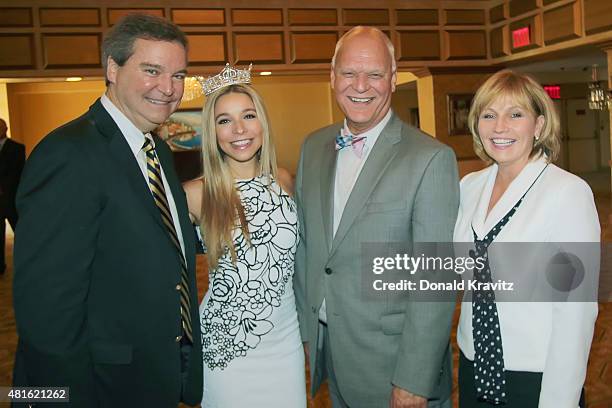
142,134,193,343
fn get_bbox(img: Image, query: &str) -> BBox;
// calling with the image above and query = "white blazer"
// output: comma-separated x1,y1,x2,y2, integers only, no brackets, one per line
454,157,600,408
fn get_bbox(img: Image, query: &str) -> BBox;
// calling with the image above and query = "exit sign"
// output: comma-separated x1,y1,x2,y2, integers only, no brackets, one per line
544,85,561,99
512,27,530,48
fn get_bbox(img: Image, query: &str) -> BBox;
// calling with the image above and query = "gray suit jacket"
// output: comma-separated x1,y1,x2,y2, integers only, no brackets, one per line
294,113,459,407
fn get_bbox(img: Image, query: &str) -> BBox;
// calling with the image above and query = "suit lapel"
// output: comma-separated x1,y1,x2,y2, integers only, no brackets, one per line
330,115,402,256
90,100,167,234
320,125,341,252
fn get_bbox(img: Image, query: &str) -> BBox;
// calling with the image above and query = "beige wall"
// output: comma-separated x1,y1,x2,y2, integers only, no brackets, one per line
417,76,436,137
5,71,494,173
253,76,335,173
6,76,337,174
7,81,105,153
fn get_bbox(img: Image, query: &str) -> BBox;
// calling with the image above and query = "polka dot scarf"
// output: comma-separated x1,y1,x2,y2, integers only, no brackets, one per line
469,164,548,405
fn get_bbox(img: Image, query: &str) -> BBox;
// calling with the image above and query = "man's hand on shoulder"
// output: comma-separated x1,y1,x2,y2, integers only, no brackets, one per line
390,386,427,408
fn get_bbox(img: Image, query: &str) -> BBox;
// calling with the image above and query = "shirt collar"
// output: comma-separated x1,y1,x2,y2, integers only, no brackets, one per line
476,155,549,235
342,109,392,149
100,94,149,156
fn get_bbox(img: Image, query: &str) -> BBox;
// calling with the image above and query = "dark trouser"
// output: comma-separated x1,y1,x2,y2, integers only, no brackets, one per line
459,352,585,407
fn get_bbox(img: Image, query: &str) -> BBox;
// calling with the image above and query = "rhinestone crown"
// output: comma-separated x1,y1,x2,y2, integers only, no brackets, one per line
198,63,252,96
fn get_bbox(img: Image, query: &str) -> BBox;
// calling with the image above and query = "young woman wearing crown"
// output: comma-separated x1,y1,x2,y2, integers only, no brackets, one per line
183,64,306,407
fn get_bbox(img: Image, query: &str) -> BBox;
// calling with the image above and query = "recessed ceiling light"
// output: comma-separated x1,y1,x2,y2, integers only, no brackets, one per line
65,77,83,82
259,71,272,76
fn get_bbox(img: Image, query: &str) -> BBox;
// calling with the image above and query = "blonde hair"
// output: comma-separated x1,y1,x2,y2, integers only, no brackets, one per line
200,84,278,268
468,69,561,164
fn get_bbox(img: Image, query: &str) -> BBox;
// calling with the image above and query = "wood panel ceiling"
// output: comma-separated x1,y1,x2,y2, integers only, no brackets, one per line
0,0,610,77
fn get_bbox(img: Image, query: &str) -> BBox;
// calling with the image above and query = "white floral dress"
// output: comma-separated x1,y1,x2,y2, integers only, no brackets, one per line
199,176,306,408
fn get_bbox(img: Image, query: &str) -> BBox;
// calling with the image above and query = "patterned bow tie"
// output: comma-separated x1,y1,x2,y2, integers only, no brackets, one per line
335,128,366,158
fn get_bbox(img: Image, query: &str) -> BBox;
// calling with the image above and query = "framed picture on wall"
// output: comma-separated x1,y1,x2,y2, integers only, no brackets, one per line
156,109,202,151
447,94,474,136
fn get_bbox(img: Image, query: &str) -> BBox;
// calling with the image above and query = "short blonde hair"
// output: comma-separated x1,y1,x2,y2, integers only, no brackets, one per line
468,69,560,164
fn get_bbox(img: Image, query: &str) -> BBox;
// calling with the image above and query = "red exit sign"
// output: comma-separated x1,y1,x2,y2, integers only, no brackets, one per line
544,85,561,99
512,27,530,48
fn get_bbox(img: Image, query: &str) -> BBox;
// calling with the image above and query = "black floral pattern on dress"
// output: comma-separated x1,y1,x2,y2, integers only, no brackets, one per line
200,176,298,370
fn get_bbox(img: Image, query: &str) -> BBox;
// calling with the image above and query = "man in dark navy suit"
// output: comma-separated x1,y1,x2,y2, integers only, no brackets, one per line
12,14,202,407
0,118,25,274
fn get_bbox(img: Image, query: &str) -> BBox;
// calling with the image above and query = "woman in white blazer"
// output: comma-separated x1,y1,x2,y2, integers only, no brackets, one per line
454,70,600,408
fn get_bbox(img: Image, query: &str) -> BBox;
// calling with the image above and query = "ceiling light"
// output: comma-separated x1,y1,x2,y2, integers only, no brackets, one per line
588,65,611,111
65,77,83,82
259,71,272,76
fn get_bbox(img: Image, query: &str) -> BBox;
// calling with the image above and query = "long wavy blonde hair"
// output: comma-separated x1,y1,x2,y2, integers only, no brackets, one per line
200,84,278,268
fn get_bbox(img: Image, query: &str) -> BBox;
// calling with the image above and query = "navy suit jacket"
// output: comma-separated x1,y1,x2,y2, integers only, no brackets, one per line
13,99,203,407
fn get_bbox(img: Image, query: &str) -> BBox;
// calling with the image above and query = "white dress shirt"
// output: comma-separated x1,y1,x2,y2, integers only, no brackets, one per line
454,157,600,408
319,110,392,323
100,95,186,258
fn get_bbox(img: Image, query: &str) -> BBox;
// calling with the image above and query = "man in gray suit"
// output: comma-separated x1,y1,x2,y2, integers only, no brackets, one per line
294,26,459,407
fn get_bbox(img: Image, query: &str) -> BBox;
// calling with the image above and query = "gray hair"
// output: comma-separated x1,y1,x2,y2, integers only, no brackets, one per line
101,14,188,85
331,26,396,72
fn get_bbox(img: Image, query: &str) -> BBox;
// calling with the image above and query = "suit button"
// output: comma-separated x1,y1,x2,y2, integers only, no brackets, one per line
311,306,317,313
325,267,332,275
175,284,181,291
175,335,182,342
